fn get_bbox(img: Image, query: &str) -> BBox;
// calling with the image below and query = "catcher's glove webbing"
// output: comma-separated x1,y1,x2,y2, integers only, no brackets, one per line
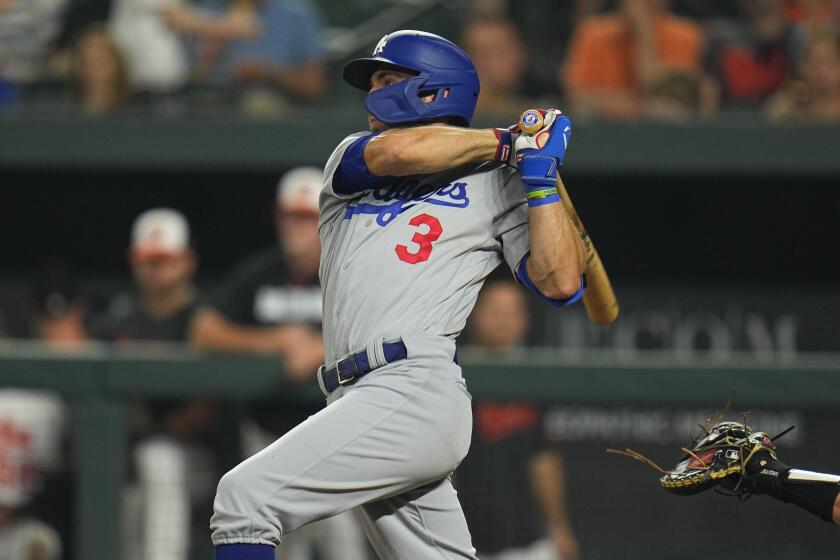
608,420,794,497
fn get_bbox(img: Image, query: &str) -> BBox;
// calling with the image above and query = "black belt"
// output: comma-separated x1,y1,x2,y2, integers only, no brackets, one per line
319,340,408,394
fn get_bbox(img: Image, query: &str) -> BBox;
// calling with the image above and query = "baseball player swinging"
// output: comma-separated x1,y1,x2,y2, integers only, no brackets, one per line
211,30,586,560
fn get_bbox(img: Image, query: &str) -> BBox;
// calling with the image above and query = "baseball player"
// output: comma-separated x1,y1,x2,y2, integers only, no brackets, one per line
210,30,585,560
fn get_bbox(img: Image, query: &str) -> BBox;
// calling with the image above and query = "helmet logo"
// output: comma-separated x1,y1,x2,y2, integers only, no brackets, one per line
373,36,388,56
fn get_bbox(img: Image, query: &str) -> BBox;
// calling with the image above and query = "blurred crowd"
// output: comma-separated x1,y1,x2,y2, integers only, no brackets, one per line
0,0,838,121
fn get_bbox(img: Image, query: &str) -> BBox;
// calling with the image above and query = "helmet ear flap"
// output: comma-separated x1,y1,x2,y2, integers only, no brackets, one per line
364,76,432,125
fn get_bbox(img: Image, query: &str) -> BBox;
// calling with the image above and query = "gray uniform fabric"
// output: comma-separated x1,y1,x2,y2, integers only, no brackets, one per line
318,132,531,364
211,133,532,558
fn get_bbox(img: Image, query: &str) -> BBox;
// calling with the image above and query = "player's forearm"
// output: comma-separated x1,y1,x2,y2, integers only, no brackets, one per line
526,199,585,300
365,126,498,176
834,491,840,525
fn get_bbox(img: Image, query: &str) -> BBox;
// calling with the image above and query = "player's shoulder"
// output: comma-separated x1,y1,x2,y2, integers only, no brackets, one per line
330,131,371,154
324,131,372,173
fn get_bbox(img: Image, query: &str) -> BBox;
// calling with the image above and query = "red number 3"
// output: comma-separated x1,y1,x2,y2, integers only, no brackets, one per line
395,213,443,264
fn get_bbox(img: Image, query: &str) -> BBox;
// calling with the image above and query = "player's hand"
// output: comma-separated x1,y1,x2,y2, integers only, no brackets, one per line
514,109,572,187
550,523,579,560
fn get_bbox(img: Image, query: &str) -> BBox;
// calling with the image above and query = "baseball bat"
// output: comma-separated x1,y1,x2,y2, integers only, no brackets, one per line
518,110,619,325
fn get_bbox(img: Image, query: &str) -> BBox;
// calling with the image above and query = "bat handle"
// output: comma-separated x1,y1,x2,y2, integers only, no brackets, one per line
518,109,545,136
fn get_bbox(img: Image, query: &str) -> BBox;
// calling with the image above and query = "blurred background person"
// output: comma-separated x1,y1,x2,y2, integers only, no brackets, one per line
0,391,65,560
477,0,596,102
0,265,75,559
109,0,258,95
0,0,68,95
95,208,199,343
191,168,323,377
0,263,84,560
766,30,840,120
783,0,838,28
92,208,221,560
701,0,807,113
72,25,130,114
28,262,88,348
198,0,327,115
462,15,542,120
563,0,703,120
191,167,366,560
456,278,579,560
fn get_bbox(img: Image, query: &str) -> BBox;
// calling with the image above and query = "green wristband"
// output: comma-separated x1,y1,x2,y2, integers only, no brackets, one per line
526,187,559,200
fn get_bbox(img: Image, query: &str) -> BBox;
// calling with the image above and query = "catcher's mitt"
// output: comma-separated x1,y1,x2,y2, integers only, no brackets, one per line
608,420,793,497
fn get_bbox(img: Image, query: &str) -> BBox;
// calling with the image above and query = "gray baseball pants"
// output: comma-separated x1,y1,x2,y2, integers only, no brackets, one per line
210,334,478,559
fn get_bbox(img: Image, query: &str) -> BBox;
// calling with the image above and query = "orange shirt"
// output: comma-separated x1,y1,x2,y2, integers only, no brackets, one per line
565,14,703,94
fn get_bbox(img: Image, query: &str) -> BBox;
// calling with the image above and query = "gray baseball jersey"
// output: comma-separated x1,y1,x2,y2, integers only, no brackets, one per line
319,132,531,363
211,133,535,559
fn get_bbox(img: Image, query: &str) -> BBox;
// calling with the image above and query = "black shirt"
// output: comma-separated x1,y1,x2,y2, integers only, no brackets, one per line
94,294,199,343
455,401,548,554
208,248,321,436
212,248,321,328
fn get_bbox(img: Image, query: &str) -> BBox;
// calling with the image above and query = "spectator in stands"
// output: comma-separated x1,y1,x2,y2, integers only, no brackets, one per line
201,0,327,112
766,31,840,120
73,25,129,114
0,0,68,88
109,0,258,94
563,0,704,120
462,16,544,120
29,262,88,348
702,0,807,112
456,278,579,560
96,208,198,342
191,168,368,560
480,0,596,95
93,208,219,560
0,392,65,560
0,266,75,560
783,0,836,27
191,168,324,377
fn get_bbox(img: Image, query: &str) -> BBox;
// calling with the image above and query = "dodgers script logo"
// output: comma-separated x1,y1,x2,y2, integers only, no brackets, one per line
344,181,469,226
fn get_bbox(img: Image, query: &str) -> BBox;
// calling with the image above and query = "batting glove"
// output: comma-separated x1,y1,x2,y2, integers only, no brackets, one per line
514,109,572,206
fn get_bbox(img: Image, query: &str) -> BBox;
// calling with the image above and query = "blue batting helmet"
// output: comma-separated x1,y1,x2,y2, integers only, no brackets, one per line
343,30,480,127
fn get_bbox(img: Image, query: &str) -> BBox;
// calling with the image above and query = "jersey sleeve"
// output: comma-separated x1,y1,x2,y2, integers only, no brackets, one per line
332,133,397,195
320,132,397,224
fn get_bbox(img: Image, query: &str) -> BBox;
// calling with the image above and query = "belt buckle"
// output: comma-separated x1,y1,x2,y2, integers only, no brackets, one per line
335,353,358,385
